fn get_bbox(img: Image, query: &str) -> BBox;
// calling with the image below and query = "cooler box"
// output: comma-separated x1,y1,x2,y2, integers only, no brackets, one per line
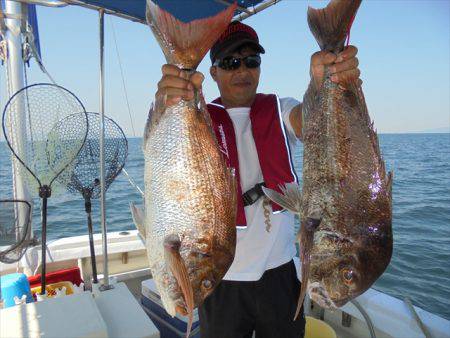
141,279,200,338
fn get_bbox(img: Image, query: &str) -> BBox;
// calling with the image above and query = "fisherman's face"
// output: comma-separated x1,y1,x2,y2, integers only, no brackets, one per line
210,46,261,108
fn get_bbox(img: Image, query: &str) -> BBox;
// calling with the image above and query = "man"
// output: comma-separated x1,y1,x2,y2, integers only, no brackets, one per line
154,21,360,338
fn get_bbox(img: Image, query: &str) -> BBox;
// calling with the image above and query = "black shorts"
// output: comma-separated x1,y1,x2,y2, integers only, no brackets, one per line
198,260,305,338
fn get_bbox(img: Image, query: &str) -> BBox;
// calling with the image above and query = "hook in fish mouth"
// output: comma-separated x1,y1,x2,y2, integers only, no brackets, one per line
308,282,338,310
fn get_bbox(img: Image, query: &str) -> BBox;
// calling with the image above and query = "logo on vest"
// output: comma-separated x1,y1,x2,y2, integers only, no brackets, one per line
218,124,229,159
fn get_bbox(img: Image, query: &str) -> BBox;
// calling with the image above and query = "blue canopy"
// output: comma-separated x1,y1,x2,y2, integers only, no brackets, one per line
68,0,266,23
28,5,41,58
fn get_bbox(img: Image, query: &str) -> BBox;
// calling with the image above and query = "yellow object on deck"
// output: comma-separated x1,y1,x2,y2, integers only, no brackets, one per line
30,281,74,298
305,316,337,338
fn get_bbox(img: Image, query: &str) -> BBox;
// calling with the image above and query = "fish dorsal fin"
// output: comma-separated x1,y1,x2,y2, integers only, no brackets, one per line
307,0,362,53
146,1,236,69
143,104,153,148
387,171,393,200
130,202,146,241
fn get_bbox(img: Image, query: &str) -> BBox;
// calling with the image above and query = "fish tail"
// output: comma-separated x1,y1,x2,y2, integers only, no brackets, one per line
164,235,194,337
295,217,321,320
262,182,302,214
307,0,362,52
146,1,236,69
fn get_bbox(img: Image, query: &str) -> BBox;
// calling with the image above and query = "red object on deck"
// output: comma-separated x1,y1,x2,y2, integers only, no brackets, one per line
28,267,83,288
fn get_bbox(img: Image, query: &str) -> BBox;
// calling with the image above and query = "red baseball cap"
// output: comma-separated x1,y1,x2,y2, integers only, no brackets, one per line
210,21,265,63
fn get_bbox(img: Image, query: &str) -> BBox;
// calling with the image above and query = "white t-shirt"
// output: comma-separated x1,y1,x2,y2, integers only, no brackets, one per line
222,96,300,281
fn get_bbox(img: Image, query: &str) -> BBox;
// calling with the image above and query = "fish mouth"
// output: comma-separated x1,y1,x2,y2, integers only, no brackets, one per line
308,282,338,310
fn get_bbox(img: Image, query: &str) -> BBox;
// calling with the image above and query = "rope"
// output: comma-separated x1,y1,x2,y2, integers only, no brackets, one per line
404,297,433,338
263,197,272,232
109,16,136,137
350,299,377,338
23,26,58,85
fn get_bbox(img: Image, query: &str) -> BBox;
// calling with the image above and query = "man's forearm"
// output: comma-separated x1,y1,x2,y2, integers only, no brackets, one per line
289,103,303,140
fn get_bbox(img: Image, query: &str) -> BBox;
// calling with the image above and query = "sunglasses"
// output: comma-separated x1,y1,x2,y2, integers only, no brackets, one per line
214,54,261,71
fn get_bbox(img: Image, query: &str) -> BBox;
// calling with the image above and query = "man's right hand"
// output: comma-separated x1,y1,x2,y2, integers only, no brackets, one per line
155,64,204,112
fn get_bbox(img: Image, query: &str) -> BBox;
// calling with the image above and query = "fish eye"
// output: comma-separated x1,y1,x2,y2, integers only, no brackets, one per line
341,268,354,285
202,279,213,290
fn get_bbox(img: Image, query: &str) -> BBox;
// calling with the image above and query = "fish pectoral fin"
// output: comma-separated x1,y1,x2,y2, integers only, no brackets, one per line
294,216,322,320
143,104,154,148
163,235,194,338
262,183,302,214
129,202,146,241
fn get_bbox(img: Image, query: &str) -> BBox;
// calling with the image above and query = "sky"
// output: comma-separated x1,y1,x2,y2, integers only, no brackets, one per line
1,0,449,136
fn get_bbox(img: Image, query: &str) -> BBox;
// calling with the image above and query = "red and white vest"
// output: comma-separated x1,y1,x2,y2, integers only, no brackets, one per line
207,93,298,228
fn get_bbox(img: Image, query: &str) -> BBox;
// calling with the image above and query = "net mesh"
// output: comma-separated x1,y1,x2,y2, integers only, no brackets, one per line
0,200,32,264
64,112,128,199
2,83,88,195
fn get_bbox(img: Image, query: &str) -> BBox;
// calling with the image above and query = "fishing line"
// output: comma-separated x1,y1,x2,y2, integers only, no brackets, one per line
109,16,136,137
108,16,147,198
122,168,144,197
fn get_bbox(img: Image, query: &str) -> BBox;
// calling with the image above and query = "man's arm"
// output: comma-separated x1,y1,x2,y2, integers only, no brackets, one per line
289,103,303,140
289,45,361,141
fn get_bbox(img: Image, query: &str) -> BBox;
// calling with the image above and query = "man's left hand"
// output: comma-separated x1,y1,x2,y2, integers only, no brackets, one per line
310,45,361,89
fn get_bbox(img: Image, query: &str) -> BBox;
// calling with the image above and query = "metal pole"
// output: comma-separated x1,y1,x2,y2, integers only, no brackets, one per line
98,9,111,290
84,194,98,284
39,188,49,295
235,0,282,21
4,1,33,250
